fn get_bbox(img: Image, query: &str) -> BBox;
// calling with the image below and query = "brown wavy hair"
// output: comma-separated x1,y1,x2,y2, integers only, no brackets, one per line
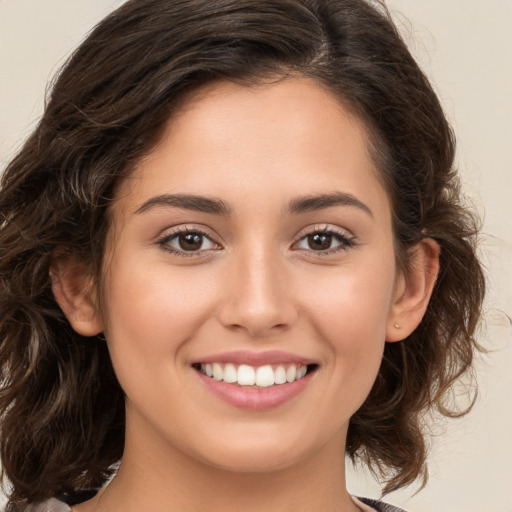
0,0,485,508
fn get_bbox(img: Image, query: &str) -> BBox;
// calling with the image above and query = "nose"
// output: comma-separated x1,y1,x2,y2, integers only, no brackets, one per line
216,246,298,338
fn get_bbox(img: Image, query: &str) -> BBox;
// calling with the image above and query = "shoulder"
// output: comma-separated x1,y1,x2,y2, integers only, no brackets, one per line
355,496,410,512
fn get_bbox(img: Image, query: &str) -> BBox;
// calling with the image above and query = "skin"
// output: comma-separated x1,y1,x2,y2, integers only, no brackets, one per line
53,78,439,512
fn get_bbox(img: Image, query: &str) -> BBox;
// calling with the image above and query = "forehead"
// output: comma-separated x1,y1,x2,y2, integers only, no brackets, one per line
112,78,390,221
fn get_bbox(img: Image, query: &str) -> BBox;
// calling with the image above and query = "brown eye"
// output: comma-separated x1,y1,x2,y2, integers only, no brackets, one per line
294,229,354,254
307,233,333,251
178,232,203,251
159,229,219,255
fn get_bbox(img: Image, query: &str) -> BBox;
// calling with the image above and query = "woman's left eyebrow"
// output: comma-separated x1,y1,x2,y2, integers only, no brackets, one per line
288,192,373,218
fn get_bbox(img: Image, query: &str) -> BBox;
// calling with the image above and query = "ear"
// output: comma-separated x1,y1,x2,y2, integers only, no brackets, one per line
386,238,440,342
50,256,104,337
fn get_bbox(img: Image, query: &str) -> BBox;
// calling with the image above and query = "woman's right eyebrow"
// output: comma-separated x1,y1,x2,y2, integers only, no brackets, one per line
134,194,232,216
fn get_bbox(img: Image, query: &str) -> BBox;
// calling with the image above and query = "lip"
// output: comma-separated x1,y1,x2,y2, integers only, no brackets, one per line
195,368,315,410
191,351,318,411
192,350,315,367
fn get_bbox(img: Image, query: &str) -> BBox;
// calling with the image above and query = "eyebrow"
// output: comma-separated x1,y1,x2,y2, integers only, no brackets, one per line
288,192,373,218
135,193,232,216
134,191,373,218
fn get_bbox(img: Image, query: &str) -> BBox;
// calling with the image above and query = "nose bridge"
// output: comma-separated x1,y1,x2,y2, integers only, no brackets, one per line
218,239,296,337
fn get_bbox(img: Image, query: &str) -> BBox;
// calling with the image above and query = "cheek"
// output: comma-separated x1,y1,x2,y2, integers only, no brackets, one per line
305,256,395,333
301,254,396,393
100,257,217,383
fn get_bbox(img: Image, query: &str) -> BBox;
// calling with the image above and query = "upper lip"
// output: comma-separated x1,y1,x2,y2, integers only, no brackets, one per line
192,350,316,367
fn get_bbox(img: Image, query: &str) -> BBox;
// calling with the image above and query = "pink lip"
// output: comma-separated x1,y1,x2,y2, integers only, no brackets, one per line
195,369,315,411
193,350,315,366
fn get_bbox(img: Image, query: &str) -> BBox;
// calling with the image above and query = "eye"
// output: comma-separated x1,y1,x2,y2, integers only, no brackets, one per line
294,228,355,254
158,228,220,256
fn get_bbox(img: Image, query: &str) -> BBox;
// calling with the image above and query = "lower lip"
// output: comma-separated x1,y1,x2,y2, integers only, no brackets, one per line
195,369,314,411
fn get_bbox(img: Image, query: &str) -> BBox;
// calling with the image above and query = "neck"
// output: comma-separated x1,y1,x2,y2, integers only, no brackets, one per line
78,411,360,512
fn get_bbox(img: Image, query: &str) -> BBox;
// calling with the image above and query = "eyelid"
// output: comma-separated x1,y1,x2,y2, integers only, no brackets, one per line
157,223,221,242
154,223,356,258
291,224,357,254
156,224,223,256
293,223,354,242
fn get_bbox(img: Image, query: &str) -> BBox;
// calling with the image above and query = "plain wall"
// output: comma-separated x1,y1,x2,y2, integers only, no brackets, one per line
1,1,511,511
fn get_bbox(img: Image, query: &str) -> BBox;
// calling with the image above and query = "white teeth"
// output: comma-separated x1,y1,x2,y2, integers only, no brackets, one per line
199,362,310,387
212,363,223,381
223,363,237,383
237,365,255,385
255,365,275,387
286,365,297,383
274,365,287,384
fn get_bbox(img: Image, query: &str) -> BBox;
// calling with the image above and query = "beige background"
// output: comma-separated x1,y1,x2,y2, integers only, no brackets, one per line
1,1,511,511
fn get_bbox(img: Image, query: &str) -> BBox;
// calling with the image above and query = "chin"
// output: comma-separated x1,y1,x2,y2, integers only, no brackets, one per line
206,452,300,474
193,437,306,474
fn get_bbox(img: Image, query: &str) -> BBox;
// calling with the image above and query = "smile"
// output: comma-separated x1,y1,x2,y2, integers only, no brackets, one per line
198,363,309,387
191,351,318,410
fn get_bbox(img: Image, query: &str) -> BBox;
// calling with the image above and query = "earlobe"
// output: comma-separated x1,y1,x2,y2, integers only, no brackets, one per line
50,256,104,337
386,238,440,342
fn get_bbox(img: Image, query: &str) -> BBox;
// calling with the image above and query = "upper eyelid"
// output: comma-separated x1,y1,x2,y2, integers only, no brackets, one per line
158,223,352,236
291,224,357,253
155,228,220,255
156,223,355,250
293,223,354,241
157,228,222,257
293,229,354,247
158,225,220,243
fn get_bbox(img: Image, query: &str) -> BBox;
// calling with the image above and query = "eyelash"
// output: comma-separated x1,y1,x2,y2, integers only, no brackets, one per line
292,225,357,256
157,227,220,258
157,225,357,258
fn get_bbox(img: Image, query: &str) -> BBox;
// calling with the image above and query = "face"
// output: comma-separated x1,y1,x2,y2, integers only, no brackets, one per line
76,79,408,473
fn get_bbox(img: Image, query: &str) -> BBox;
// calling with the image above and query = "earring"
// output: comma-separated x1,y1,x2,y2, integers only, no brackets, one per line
394,322,401,329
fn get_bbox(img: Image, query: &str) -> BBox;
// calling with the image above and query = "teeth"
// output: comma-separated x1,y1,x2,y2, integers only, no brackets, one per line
223,363,237,383
256,365,274,387
286,365,296,383
274,365,287,385
237,365,255,385
199,362,310,387
212,363,223,381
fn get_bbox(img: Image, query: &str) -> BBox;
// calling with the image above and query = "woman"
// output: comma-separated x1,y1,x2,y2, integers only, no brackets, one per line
0,1,484,511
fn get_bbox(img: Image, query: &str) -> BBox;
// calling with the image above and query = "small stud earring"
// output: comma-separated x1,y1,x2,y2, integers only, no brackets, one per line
394,322,401,329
